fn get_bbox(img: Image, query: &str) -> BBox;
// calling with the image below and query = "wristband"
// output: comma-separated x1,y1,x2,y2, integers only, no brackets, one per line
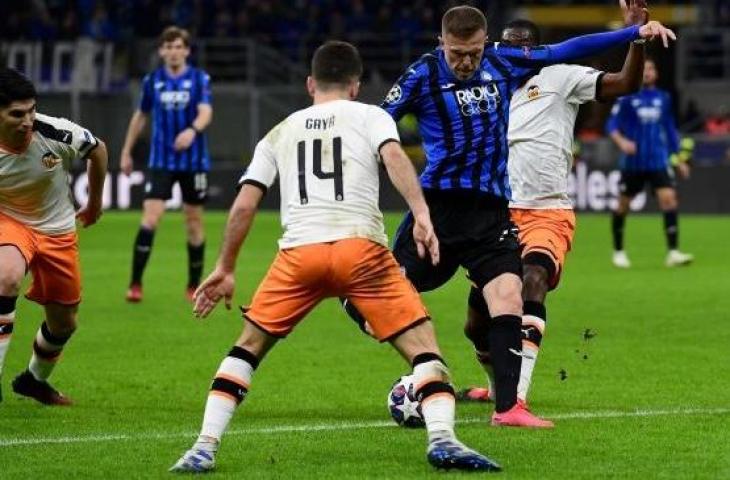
633,38,647,45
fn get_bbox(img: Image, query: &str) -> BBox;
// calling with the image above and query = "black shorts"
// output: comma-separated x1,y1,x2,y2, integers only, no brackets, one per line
144,170,209,205
619,168,676,197
392,189,522,292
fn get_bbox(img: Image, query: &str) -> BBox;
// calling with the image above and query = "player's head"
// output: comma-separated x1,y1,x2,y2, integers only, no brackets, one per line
643,58,658,87
500,19,541,47
307,41,363,100
158,26,191,70
439,6,488,81
0,67,37,138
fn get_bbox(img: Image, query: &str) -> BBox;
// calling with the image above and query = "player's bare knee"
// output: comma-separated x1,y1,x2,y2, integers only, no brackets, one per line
522,264,549,302
0,264,24,296
483,274,522,317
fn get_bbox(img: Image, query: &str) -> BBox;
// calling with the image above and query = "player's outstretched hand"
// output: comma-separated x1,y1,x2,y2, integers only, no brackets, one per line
75,202,102,228
639,20,677,48
193,267,235,318
621,0,648,26
412,212,440,266
174,128,196,152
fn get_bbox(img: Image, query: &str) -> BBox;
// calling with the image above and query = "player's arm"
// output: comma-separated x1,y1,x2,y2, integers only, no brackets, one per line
380,141,439,265
599,43,644,100
120,110,147,175
607,100,636,155
174,103,213,152
381,62,423,122
76,139,108,228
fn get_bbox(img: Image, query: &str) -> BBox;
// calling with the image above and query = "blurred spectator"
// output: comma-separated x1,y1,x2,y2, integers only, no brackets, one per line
705,106,730,136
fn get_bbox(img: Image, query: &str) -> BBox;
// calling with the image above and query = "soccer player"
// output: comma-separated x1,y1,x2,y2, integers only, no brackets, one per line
120,26,213,302
0,67,107,405
607,58,693,268
170,41,499,473
463,5,662,407
344,4,676,427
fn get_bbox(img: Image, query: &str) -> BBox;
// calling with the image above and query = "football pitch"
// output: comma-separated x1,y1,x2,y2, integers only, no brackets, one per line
1,211,729,479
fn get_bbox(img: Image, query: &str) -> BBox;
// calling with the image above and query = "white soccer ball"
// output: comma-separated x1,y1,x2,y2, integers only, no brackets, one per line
387,375,425,428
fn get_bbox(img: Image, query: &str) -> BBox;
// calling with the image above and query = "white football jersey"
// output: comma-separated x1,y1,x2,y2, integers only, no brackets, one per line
508,64,602,209
0,113,98,234
240,100,400,249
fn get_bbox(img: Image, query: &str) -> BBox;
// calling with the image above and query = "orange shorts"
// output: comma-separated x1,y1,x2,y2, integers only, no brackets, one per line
0,213,81,305
510,208,576,289
244,238,428,341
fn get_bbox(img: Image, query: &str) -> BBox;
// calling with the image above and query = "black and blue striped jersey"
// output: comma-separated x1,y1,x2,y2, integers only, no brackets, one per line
139,66,212,172
383,25,641,200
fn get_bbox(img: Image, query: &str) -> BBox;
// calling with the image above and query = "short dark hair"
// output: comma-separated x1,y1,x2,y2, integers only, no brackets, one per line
0,68,37,108
159,26,191,47
502,19,541,45
311,41,363,88
442,6,487,38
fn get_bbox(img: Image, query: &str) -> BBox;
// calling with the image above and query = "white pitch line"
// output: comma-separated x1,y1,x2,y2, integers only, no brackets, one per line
1,407,728,448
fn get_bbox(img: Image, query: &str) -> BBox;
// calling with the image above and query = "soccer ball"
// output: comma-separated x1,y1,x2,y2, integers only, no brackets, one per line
387,375,424,428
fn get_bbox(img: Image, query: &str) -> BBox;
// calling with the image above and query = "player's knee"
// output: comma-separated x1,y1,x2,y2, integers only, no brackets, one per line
0,264,24,296
483,275,522,317
522,261,551,302
45,305,78,335
659,195,678,211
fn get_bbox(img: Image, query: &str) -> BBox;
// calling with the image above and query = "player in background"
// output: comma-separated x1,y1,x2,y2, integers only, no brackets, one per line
0,68,107,405
120,26,213,302
343,3,676,428
170,41,500,473
461,4,661,407
607,57,693,268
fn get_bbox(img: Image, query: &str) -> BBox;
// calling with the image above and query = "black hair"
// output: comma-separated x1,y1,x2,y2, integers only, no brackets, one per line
311,41,363,88
0,68,36,108
501,19,541,45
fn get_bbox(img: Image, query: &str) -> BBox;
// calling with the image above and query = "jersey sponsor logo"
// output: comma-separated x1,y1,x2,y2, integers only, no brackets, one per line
385,84,403,104
160,90,191,110
455,83,501,116
527,85,540,100
441,83,455,90
41,151,62,169
154,81,165,90
636,106,661,123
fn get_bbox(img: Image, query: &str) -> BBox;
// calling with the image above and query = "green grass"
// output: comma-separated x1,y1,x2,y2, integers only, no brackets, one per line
1,211,729,479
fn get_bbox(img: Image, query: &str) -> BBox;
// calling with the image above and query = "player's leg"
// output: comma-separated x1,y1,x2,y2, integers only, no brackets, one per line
459,287,495,402
344,240,499,471
655,181,693,266
180,172,209,298
170,321,278,473
0,245,27,402
127,170,171,301
13,232,81,405
172,246,326,472
182,203,205,298
612,171,640,268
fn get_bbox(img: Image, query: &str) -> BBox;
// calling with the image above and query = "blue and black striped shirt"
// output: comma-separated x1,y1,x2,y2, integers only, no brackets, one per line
139,66,212,172
606,87,679,172
383,25,641,200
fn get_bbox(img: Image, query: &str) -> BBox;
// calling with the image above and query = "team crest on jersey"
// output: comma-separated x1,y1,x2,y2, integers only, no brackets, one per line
385,84,403,104
522,46,532,58
41,151,62,169
527,85,540,100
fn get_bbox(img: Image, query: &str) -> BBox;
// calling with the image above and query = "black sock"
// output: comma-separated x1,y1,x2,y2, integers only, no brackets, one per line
663,210,678,250
188,241,205,288
488,314,522,413
611,213,626,251
130,227,155,286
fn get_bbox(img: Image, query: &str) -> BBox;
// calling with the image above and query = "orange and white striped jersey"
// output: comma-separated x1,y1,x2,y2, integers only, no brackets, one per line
240,99,400,249
0,113,98,234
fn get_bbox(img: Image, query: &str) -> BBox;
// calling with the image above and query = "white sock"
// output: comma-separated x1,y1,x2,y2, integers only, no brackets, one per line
28,322,70,381
517,316,545,402
412,359,455,442
199,354,255,443
0,312,15,376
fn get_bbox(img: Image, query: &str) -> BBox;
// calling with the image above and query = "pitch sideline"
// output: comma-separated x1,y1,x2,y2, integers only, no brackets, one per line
1,407,728,447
